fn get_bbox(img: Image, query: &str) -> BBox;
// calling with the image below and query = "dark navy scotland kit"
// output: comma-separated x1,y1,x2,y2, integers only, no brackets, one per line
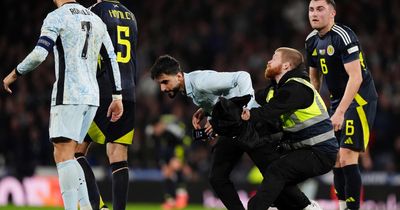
305,23,377,109
85,0,138,145
91,0,138,102
305,23,378,151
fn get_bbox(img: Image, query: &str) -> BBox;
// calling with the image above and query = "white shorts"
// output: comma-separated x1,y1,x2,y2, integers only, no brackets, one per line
49,104,98,143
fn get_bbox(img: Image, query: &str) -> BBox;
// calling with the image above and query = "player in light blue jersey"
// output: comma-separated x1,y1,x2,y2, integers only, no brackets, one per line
2,0,123,210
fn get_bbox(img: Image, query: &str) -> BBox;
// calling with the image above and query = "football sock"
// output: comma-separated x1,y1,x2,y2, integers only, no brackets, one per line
176,170,185,189
57,159,80,210
76,153,101,210
111,161,129,210
333,167,346,200
165,177,176,199
339,200,347,210
343,164,361,210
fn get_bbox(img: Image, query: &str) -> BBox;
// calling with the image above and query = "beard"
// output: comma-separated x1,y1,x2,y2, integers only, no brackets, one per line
166,85,180,98
265,64,282,79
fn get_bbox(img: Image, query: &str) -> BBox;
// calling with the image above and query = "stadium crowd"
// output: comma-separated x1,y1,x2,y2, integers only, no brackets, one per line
0,0,400,181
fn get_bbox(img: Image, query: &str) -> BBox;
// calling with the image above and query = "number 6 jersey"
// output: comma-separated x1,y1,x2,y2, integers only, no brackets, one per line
16,2,121,106
305,23,377,109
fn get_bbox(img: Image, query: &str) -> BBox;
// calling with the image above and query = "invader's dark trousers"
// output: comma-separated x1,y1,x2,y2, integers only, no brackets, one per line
247,148,336,210
209,137,314,210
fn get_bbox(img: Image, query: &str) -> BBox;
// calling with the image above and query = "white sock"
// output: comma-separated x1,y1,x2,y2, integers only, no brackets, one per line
303,200,322,210
339,200,347,210
57,159,79,210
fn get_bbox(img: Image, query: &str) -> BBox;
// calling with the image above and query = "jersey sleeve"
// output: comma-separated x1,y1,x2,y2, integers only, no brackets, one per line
333,26,360,64
102,23,122,93
234,71,254,96
305,37,317,68
16,13,60,75
196,71,254,96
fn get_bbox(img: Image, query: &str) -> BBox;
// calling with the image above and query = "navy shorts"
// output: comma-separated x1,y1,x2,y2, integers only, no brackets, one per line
84,99,135,145
334,100,377,152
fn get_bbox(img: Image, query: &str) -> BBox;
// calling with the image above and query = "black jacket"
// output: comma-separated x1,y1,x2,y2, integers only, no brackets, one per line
250,68,314,127
250,68,338,154
210,95,282,149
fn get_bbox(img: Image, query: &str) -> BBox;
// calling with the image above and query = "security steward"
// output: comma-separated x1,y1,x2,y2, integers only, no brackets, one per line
242,47,338,210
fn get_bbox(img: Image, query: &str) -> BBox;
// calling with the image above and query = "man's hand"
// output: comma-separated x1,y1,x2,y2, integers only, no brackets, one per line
241,108,250,121
3,69,18,94
204,119,214,136
107,99,123,122
331,110,345,131
192,108,204,129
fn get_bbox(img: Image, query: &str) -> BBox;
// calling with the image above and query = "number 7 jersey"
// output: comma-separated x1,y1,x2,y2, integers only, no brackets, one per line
16,2,121,106
90,0,138,102
305,23,377,108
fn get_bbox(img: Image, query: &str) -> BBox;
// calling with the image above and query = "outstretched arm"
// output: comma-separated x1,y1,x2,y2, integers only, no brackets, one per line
3,13,58,93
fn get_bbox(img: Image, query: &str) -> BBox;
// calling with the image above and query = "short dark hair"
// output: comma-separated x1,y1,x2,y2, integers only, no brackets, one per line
150,55,182,79
311,0,336,10
327,0,336,9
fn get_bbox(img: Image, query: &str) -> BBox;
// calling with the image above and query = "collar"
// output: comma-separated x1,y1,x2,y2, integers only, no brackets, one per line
61,1,78,6
277,67,309,87
318,23,335,38
183,73,192,96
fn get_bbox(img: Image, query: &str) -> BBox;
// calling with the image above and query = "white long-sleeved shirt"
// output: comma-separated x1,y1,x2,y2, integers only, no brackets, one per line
16,2,121,106
184,70,259,114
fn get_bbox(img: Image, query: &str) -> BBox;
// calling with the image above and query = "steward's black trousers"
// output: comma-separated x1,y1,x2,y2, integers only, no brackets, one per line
247,147,336,210
209,136,312,210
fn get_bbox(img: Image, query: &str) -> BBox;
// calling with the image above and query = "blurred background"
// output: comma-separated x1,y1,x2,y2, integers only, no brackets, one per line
0,0,399,208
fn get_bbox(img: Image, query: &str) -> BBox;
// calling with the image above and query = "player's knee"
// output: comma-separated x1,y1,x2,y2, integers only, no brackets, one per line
75,142,90,154
339,157,358,166
108,151,128,164
106,143,128,162
53,150,74,163
162,165,172,176
339,149,359,166
170,158,182,170
53,140,76,163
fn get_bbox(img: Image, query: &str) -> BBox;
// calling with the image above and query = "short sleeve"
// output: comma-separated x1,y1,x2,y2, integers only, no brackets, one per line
332,25,360,64
305,39,317,68
305,30,318,68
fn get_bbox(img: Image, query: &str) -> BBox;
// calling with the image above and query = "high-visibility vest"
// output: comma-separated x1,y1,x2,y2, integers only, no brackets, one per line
266,77,335,149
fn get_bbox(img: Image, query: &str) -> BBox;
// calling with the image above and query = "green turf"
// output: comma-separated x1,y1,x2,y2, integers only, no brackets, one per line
0,204,225,210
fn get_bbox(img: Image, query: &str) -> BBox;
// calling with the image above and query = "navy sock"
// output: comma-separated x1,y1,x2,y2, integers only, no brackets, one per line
111,161,129,210
176,170,185,189
75,153,101,210
343,164,361,210
333,167,346,201
165,178,176,199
